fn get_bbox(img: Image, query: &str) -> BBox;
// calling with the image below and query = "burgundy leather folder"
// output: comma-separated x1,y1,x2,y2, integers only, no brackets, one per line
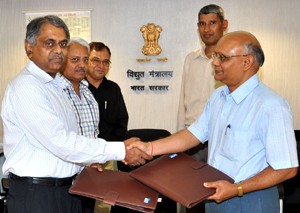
130,153,234,208
69,167,158,213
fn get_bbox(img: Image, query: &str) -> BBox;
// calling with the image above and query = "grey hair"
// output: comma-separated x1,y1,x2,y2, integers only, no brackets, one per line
25,15,70,45
198,4,225,23
68,37,90,53
244,42,265,67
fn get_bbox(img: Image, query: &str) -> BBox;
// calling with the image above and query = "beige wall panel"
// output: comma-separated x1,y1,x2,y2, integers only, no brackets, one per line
0,0,299,140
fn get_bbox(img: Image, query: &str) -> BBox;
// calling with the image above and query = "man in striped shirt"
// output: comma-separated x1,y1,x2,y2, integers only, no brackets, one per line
60,37,100,212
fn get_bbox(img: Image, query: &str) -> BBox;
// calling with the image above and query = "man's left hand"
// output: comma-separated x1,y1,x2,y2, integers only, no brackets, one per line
204,180,237,203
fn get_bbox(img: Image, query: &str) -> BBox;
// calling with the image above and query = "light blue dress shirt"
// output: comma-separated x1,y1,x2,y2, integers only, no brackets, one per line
189,74,298,182
1,61,125,178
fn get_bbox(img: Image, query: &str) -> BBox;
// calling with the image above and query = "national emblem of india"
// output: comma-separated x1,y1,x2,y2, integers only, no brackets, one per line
140,23,163,56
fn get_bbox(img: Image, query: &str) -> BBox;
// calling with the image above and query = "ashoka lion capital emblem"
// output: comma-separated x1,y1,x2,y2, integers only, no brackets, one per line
140,23,162,56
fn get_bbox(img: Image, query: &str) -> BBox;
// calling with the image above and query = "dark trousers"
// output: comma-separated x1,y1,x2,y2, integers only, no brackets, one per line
7,178,82,213
81,197,95,213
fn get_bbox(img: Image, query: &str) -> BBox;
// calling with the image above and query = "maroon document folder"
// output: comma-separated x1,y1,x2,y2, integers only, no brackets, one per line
69,167,158,213
130,153,234,208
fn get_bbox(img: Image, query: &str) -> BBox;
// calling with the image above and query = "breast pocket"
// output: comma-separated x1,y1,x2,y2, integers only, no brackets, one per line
220,130,251,161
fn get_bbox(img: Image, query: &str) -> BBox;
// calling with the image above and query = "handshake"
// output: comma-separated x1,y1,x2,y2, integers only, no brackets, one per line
123,137,153,167
90,137,154,172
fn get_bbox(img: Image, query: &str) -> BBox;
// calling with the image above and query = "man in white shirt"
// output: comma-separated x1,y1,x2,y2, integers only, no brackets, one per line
1,15,151,213
177,4,228,162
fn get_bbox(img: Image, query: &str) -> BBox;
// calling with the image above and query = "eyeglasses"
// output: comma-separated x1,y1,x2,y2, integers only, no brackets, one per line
212,52,248,64
67,56,89,64
89,57,111,67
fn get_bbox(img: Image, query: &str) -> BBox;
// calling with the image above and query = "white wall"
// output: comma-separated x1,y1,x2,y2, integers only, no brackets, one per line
0,0,300,137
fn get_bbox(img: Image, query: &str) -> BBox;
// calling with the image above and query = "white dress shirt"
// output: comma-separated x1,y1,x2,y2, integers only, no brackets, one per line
177,46,223,130
1,61,125,178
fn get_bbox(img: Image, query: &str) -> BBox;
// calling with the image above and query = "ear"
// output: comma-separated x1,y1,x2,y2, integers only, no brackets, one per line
222,19,228,32
25,42,33,58
243,54,255,71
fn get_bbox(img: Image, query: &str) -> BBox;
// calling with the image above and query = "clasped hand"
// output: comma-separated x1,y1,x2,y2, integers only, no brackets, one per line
123,137,152,166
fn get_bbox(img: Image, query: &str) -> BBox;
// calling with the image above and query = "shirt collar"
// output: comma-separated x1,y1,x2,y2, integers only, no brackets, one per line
26,60,55,84
193,45,209,60
56,72,89,91
221,74,260,104
101,77,109,86
87,76,109,89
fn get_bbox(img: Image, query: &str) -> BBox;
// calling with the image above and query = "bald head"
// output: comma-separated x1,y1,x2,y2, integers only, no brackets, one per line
219,31,265,67
212,31,265,92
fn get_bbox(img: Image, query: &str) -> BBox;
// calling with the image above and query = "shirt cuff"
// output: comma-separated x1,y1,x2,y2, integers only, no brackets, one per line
105,142,126,161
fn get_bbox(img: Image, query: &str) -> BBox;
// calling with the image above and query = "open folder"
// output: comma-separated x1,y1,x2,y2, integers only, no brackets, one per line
69,167,158,213
130,153,234,208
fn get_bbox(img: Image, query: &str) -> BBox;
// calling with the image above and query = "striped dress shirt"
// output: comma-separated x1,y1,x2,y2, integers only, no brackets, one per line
1,61,125,178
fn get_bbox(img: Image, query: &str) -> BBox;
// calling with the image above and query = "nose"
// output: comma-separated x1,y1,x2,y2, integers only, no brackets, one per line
52,43,63,54
78,63,86,70
212,57,221,67
78,63,88,72
204,23,210,32
78,67,87,72
98,62,104,68
79,60,87,66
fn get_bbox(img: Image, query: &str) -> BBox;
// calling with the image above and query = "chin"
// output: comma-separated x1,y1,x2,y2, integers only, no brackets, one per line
51,63,63,69
214,75,225,83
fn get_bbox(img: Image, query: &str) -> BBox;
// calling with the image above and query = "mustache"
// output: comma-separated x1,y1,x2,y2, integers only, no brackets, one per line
77,67,87,72
49,53,64,60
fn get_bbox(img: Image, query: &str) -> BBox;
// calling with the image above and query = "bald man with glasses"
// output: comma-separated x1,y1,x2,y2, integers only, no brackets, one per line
129,31,298,213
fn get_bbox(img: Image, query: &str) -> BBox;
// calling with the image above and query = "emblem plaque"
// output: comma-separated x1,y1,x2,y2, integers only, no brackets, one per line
140,23,163,56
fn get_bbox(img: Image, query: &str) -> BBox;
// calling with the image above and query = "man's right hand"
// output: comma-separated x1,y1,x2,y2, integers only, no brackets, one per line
123,137,153,166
